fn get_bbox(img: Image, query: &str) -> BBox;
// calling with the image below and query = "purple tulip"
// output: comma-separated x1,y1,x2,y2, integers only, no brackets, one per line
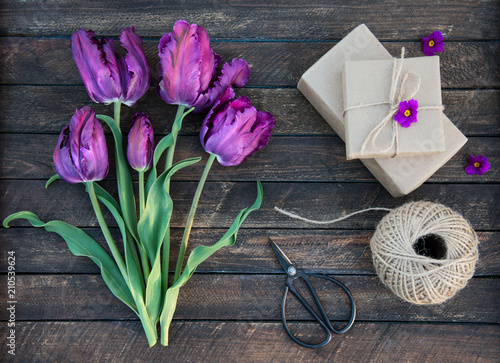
157,20,251,113
53,106,109,183
127,113,154,172
200,90,276,166
71,27,150,106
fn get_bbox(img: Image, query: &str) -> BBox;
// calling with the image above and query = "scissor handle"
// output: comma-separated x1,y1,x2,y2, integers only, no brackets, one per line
281,284,332,349
281,271,356,348
307,273,356,334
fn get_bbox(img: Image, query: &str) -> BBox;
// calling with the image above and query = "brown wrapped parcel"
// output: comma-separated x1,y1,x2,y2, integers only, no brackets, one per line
297,24,467,197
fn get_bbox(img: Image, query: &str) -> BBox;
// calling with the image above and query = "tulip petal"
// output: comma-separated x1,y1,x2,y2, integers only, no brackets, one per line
127,113,154,171
196,24,218,92
158,20,202,107
53,127,84,184
219,58,251,89
71,30,122,104
201,95,275,167
120,27,151,106
53,106,108,183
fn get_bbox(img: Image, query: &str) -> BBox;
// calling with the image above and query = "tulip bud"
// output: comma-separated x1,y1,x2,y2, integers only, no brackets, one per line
53,106,109,183
127,113,154,172
200,90,276,166
157,20,251,113
71,27,150,106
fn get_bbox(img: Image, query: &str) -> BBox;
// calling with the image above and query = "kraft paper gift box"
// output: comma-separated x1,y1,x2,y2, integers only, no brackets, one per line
297,24,467,197
343,56,446,160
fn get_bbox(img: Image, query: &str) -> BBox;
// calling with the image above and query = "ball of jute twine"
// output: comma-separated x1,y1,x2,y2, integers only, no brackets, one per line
370,201,478,305
274,201,479,305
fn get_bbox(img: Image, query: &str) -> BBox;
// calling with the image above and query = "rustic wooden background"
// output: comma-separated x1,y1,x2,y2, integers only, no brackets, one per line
0,1,499,361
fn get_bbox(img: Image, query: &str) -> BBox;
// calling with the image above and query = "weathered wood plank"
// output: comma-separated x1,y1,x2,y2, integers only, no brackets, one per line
1,321,498,362
1,38,498,88
1,133,498,182
2,181,498,230
1,228,497,275
1,86,498,137
0,0,497,40
0,274,497,323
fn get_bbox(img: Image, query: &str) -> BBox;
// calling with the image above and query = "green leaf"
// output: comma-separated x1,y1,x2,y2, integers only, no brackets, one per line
97,114,139,241
90,185,145,295
145,107,194,196
45,174,60,188
159,181,263,345
145,133,174,196
138,157,202,261
3,211,137,314
138,157,201,325
89,189,158,345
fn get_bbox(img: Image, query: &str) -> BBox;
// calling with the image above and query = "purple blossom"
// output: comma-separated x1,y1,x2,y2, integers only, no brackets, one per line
394,99,419,128
157,20,251,114
71,27,151,106
465,154,491,175
127,113,154,172
53,106,109,183
422,31,444,56
200,89,276,166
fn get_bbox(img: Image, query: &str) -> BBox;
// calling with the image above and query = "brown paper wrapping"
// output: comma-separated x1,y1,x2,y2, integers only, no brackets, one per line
343,56,445,159
297,24,467,197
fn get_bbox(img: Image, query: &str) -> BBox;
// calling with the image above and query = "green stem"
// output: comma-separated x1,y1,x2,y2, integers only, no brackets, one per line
114,102,121,127
162,225,170,294
165,104,186,176
139,244,150,282
86,182,128,280
162,104,186,295
173,154,216,282
139,171,145,217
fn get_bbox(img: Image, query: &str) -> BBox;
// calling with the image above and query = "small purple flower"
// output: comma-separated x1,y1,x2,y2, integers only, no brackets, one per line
53,106,109,183
71,27,151,106
394,99,419,128
200,89,276,166
465,154,491,175
157,20,251,114
127,113,154,172
422,31,444,56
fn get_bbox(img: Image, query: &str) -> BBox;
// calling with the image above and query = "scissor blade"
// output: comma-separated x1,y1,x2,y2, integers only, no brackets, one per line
268,237,294,271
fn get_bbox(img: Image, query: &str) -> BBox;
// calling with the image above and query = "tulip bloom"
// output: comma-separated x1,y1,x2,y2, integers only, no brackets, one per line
200,91,276,166
71,27,150,106
53,106,109,183
127,113,154,172
157,20,251,113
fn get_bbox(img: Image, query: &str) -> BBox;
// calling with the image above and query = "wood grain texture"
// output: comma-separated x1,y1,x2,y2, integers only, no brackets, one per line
1,134,498,182
1,38,499,88
0,1,498,360
1,274,497,323
1,322,498,362
1,86,498,137
1,228,498,275
2,181,498,230
0,0,498,40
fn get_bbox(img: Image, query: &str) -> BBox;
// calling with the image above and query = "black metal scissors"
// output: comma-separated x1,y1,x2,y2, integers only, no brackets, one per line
269,237,356,348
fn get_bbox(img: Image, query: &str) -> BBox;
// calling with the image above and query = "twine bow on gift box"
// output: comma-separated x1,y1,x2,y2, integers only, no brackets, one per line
343,47,444,157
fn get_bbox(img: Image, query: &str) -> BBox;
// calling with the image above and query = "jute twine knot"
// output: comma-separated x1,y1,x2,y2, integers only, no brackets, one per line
274,201,479,305
343,47,444,157
371,201,478,305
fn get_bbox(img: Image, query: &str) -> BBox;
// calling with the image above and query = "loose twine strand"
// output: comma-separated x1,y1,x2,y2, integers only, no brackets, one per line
343,48,444,157
274,201,478,305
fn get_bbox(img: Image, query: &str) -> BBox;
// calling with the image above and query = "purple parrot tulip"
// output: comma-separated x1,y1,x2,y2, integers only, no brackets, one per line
157,20,251,113
127,113,154,172
53,106,109,183
71,27,150,106
200,89,276,166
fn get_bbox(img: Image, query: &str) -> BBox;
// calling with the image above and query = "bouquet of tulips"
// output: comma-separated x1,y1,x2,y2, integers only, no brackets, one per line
3,20,275,346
